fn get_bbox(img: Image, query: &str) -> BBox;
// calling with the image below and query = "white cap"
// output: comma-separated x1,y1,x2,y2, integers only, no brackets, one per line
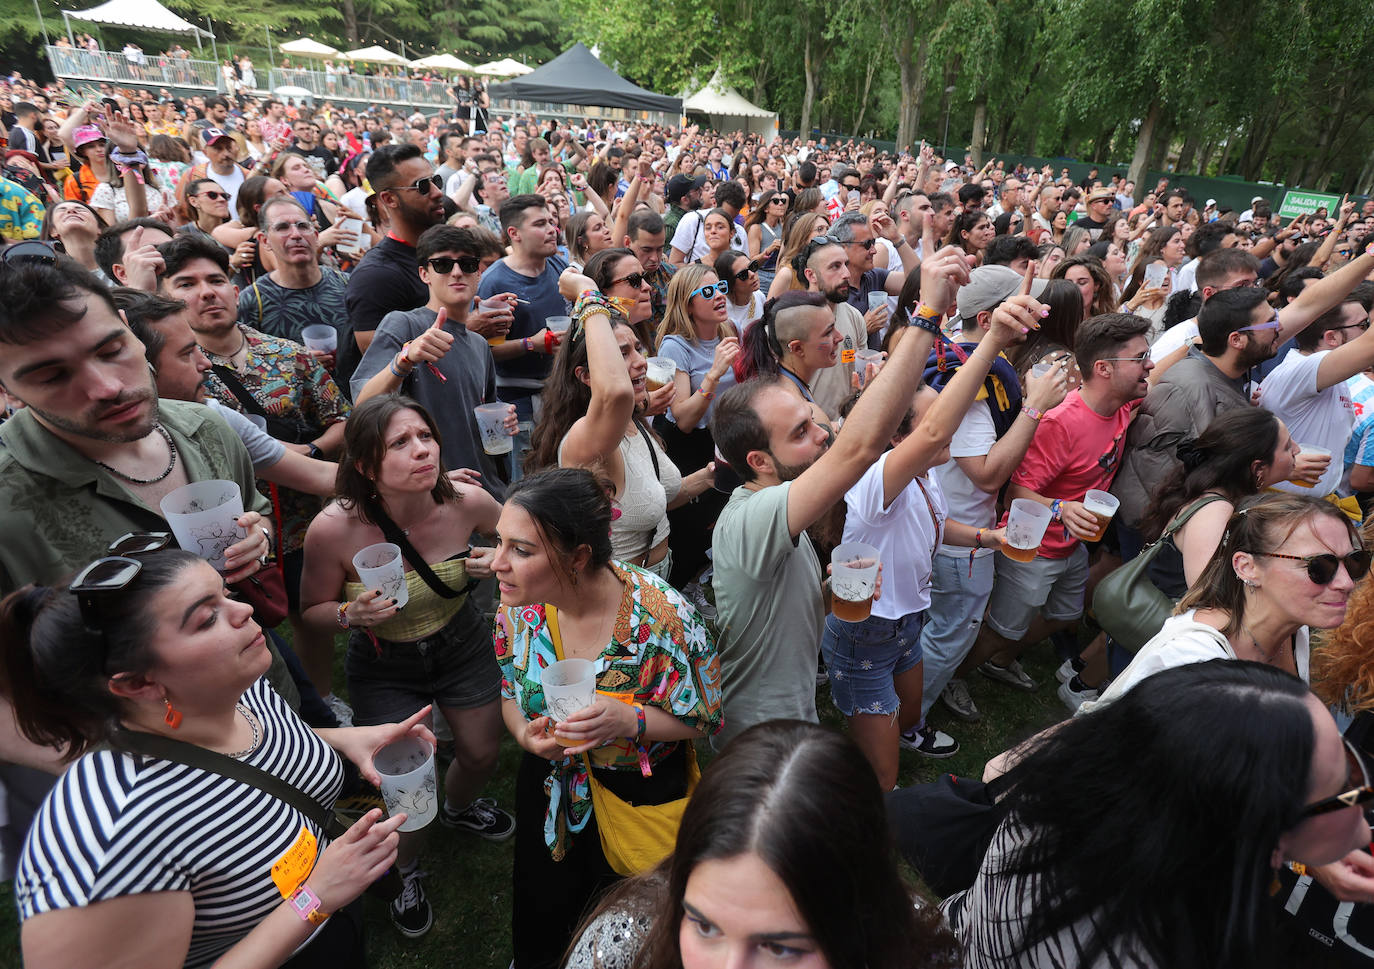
1205,198,1216,207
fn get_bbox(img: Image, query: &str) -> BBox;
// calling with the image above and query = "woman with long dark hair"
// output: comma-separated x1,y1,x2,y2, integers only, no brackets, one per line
745,188,789,290
716,248,764,333
6,547,424,967
1052,253,1116,318
492,467,722,969
300,394,513,937
946,210,994,265
568,721,961,969
39,199,103,274
1005,277,1083,389
951,659,1372,969
766,211,830,298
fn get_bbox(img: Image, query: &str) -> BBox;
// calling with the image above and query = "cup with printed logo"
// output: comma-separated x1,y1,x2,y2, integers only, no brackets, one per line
830,542,881,621
1288,444,1331,489
474,402,515,455
301,324,337,354
644,356,676,393
542,658,598,746
353,541,409,608
854,348,883,388
1002,499,1053,562
374,737,437,831
1081,489,1120,542
160,479,244,572
546,315,572,333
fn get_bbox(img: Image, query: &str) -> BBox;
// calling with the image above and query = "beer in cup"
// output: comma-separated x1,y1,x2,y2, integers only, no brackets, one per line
644,356,676,393
1082,489,1120,542
1002,499,1053,562
1288,444,1331,489
830,542,880,622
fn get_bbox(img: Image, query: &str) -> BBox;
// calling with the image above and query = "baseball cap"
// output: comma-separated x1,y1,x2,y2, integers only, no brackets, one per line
202,127,234,146
943,160,960,172
1205,198,1216,207
666,173,706,205
957,264,1049,321
71,124,104,150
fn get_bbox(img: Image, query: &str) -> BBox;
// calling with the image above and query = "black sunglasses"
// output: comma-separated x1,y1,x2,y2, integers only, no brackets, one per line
1257,549,1372,585
427,255,480,275
732,261,761,281
611,272,646,289
2,240,58,267
393,173,443,195
69,532,173,632
1303,739,1374,817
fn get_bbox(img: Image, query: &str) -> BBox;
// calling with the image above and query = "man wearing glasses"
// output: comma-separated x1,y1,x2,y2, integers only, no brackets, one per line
827,211,920,349
342,144,447,384
961,313,1153,700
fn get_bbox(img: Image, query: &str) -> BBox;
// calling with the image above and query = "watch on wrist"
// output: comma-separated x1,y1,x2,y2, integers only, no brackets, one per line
289,885,330,925
306,443,323,460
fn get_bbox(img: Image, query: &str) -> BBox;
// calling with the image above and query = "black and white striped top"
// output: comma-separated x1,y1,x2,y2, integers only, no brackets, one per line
14,677,344,969
941,815,1155,969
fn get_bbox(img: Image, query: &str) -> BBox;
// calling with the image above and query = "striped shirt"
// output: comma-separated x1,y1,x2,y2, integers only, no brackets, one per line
15,677,344,968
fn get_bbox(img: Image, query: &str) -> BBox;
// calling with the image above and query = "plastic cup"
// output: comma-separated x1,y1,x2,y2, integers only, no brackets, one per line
830,541,880,622
542,657,597,746
1082,489,1120,542
867,291,888,312
1031,362,1052,379
1289,444,1332,489
374,737,437,832
300,324,337,353
474,402,514,455
854,348,883,388
159,479,244,572
352,542,409,608
644,356,676,393
245,414,268,432
1002,499,1053,561
546,315,572,333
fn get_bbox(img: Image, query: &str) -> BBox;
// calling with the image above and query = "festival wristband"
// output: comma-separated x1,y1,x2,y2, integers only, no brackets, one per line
336,600,352,628
915,303,943,320
633,702,646,739
1022,406,1044,422
1050,499,1063,522
288,885,330,925
908,315,942,336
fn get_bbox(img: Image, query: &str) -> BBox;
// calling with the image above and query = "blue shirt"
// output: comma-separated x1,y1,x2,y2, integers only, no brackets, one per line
478,255,568,395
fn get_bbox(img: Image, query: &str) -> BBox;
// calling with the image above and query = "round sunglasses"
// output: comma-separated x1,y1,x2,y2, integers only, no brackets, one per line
1256,549,1372,585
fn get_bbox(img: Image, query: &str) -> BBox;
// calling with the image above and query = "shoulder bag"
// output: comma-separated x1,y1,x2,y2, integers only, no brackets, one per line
1091,494,1226,653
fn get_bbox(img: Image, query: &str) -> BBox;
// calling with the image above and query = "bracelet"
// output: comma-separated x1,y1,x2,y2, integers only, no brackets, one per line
571,290,615,341
908,315,942,336
1050,499,1063,522
915,303,943,320
336,600,352,629
1022,405,1044,422
974,528,984,549
699,390,715,401
633,702,646,739
521,337,533,352
544,329,556,353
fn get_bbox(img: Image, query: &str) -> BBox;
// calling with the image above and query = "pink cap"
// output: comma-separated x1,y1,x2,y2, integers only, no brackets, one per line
72,125,104,150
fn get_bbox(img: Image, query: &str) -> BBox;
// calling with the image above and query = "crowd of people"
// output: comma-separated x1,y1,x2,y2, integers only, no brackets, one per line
4,69,1374,969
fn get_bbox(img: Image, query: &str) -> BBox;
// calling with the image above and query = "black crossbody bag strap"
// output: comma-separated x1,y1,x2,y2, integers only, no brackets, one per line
211,364,271,419
632,416,661,481
363,498,478,600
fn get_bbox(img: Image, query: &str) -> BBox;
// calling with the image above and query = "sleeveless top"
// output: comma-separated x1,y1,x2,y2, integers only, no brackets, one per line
559,427,682,563
344,555,471,642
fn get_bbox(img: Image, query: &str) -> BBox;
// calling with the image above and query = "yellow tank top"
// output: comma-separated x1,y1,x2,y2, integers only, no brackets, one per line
344,556,471,642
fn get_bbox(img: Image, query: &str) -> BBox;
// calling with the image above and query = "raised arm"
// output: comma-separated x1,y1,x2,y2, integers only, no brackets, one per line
557,273,637,468
1277,248,1374,342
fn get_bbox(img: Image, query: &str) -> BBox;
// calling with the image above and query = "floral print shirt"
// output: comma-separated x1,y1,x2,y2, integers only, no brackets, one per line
494,562,723,857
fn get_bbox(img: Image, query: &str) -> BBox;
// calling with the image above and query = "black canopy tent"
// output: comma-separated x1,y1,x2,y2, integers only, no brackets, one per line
488,43,680,114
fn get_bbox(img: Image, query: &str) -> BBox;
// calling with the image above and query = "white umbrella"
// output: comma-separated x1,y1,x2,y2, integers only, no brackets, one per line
341,45,411,67
278,38,339,59
274,85,315,99
473,57,532,77
410,53,473,72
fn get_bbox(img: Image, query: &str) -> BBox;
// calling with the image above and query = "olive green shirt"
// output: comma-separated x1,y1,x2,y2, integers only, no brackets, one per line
0,399,271,594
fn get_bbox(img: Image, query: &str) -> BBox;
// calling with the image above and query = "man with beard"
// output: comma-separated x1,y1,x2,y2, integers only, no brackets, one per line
827,211,920,349
707,244,972,747
799,238,868,420
343,144,447,383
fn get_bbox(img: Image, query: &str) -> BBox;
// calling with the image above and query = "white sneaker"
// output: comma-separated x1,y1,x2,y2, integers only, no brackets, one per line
683,580,717,621
899,724,960,758
1055,657,1086,684
1057,676,1100,713
939,678,981,722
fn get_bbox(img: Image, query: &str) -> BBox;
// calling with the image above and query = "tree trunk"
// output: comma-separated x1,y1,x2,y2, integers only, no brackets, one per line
969,87,988,168
852,55,878,136
1126,101,1162,203
1092,126,1114,164
1196,140,1215,176
341,0,359,44
1147,117,1171,173
895,23,928,151
1303,82,1349,187
1215,133,1235,177
799,32,817,138
1175,131,1200,173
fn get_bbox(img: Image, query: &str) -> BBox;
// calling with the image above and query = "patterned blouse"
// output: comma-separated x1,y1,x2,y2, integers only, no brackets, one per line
494,562,723,857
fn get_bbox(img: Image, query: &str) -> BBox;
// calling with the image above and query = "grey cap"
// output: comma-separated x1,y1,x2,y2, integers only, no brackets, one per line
956,264,1049,321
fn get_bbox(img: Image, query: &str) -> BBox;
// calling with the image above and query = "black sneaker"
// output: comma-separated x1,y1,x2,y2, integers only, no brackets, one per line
899,724,960,758
390,868,433,939
439,796,515,841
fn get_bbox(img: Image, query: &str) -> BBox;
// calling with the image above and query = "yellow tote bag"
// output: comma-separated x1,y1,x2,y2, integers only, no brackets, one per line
547,605,700,876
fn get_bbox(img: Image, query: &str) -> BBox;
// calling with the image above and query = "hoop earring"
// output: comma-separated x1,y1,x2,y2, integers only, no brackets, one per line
163,696,183,730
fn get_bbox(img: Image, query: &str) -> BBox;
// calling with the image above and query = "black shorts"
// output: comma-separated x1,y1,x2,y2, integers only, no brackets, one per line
345,598,500,725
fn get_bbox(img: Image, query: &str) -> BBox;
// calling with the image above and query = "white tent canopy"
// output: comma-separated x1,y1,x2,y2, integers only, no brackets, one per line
410,53,472,71
473,57,532,77
278,38,338,59
682,68,778,141
62,0,214,39
342,45,410,67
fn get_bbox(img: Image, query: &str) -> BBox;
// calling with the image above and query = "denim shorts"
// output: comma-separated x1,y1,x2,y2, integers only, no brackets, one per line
346,598,501,725
820,611,924,717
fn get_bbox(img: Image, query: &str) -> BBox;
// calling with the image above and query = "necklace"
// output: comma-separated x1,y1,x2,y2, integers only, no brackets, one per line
93,422,178,485
224,702,264,759
1242,621,1290,664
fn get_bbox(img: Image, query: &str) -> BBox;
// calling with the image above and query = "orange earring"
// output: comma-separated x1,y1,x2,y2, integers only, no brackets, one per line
163,697,183,730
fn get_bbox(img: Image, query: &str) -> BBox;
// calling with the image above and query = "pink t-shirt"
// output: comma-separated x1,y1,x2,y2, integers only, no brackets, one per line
1003,389,1140,559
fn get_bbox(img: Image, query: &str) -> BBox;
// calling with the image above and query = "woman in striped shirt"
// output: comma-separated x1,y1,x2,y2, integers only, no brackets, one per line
5,546,430,968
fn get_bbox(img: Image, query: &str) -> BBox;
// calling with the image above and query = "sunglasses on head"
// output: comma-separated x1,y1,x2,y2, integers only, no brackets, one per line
69,532,174,632
732,261,761,281
2,239,58,268
392,173,442,195
1303,739,1374,817
611,271,646,289
690,281,729,301
427,255,480,275
1238,312,1281,334
1257,549,1372,585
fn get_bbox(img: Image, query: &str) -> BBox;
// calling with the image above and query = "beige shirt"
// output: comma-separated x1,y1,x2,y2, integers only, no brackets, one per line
808,301,868,421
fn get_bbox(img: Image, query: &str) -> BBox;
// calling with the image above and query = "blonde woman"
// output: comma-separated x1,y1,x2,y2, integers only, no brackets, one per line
766,212,831,298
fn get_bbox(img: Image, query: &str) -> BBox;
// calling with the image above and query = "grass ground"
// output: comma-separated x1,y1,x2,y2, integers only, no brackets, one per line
0,634,1070,969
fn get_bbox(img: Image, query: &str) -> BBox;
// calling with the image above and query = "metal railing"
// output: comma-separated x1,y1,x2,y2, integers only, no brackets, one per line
46,45,222,91
266,67,455,108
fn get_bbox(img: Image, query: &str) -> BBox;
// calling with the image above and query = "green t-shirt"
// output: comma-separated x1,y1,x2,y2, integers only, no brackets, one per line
710,481,825,748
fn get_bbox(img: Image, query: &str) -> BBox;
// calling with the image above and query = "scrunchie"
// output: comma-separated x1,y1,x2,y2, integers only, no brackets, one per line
1176,438,1208,473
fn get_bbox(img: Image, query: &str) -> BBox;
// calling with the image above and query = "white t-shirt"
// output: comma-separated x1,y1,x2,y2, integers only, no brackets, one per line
932,401,998,557
1258,348,1354,496
842,452,947,618
206,164,247,218
1079,610,1310,715
1149,317,1198,361
670,210,749,262
726,291,764,334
